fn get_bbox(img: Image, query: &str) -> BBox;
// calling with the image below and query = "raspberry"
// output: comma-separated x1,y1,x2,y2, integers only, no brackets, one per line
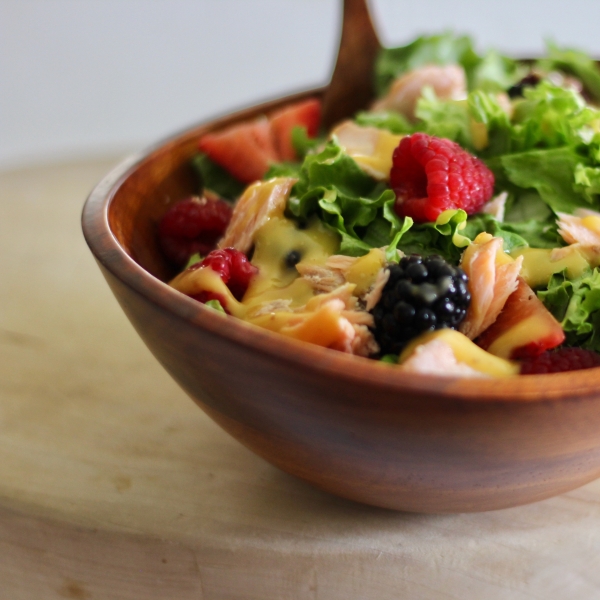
390,133,495,223
520,347,600,375
370,254,471,355
158,196,232,266
193,247,258,301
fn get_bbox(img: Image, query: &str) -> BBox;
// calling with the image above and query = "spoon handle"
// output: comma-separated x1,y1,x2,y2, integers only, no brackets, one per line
321,0,382,129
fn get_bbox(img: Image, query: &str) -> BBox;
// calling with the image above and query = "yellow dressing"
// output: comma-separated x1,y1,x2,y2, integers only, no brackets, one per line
581,215,600,235
169,266,246,318
344,248,386,296
242,216,340,313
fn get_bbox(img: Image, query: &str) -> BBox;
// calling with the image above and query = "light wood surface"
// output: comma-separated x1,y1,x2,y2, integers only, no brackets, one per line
2,158,600,599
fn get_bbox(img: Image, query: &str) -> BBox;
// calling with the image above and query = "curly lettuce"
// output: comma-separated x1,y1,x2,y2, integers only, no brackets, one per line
539,269,600,351
374,32,519,96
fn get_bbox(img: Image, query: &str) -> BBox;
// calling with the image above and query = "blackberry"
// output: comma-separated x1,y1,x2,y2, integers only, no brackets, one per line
507,73,541,98
371,254,471,355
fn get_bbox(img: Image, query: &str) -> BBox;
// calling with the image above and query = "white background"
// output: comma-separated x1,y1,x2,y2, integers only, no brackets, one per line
2,0,600,168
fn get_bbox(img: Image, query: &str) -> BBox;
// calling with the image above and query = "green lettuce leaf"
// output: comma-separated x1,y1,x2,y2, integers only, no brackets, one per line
191,153,245,201
574,163,600,204
205,299,226,314
539,269,600,351
500,146,599,214
510,82,598,150
291,125,322,159
354,110,413,134
396,209,470,263
468,90,512,156
462,211,561,251
264,162,302,179
374,33,520,97
470,49,524,92
537,41,600,101
414,88,472,148
375,33,480,96
288,140,397,256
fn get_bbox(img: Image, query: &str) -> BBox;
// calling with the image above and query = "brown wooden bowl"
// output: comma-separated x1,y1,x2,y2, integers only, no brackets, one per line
82,90,600,513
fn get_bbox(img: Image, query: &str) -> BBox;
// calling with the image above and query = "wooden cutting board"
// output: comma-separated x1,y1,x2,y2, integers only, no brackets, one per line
2,158,600,600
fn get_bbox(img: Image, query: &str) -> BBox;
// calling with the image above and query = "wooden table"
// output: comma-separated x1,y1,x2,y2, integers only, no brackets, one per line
1,158,600,600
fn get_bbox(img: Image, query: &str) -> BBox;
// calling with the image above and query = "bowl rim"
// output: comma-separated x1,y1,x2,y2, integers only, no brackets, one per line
81,89,600,404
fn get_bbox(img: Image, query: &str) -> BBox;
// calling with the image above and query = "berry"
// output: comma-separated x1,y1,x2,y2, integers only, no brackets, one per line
198,98,322,182
158,196,232,266
270,98,321,161
199,118,278,183
371,254,471,355
520,347,600,375
507,73,541,98
194,247,258,301
390,133,495,223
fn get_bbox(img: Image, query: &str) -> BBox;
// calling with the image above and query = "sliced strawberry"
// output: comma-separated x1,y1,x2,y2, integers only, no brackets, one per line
476,278,565,359
270,98,322,161
198,117,278,184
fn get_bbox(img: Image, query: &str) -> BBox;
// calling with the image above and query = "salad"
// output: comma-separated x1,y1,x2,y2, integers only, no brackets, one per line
157,33,600,377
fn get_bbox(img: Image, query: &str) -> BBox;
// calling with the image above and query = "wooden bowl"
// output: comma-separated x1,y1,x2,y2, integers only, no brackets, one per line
82,90,600,513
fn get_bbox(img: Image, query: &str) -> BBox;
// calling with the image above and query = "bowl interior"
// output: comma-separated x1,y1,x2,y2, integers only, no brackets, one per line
86,89,600,404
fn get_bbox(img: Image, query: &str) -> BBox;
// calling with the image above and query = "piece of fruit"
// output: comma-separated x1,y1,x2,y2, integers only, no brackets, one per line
511,246,589,289
168,248,257,315
197,247,258,301
391,133,495,223
158,196,232,266
520,347,600,374
476,278,565,359
270,98,321,161
331,121,403,181
169,260,240,316
198,99,322,183
198,118,278,183
370,254,471,355
507,73,541,98
399,329,519,378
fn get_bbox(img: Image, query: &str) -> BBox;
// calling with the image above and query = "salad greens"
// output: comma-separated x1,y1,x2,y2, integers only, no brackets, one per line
374,32,517,95
191,153,245,201
540,269,600,351
193,33,600,352
286,33,600,350
282,35,600,254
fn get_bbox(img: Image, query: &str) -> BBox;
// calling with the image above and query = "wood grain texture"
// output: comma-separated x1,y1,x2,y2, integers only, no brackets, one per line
80,93,600,514
321,0,381,129
3,159,600,598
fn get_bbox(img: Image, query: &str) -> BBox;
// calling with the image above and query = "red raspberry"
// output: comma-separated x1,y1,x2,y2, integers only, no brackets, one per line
520,347,600,375
192,248,258,302
158,196,232,265
390,133,495,223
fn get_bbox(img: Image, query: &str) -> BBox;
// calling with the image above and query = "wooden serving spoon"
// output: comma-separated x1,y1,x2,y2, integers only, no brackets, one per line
321,0,382,129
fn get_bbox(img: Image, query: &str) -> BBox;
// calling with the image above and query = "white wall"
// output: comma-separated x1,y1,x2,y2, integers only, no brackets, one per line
2,0,600,168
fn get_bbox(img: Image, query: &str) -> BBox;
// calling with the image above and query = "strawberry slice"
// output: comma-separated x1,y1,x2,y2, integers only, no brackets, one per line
198,98,322,183
198,117,278,184
476,278,565,359
270,98,322,161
